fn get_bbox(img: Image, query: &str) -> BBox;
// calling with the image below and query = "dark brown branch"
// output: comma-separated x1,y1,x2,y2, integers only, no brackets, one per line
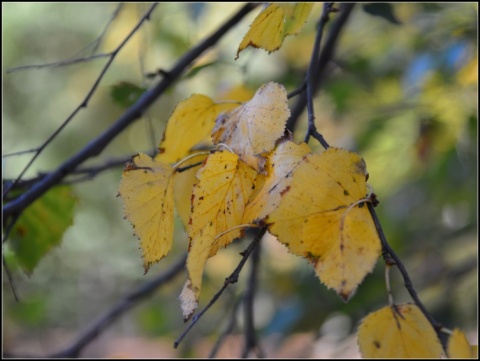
367,203,448,351
3,3,257,221
286,3,355,133
174,227,267,349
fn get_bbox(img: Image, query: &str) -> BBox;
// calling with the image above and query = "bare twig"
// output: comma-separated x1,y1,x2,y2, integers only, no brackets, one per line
303,3,335,148
3,4,158,200
2,256,20,302
286,3,355,133
174,228,266,349
3,3,257,222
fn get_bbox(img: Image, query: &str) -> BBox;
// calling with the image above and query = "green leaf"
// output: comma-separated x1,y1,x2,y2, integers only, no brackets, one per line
9,186,76,274
110,81,147,108
362,3,401,25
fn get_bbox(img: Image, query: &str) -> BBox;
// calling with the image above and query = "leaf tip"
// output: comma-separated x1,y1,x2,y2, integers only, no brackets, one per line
180,279,198,322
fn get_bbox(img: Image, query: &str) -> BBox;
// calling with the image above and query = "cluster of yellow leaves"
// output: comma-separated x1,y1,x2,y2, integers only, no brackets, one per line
119,80,382,321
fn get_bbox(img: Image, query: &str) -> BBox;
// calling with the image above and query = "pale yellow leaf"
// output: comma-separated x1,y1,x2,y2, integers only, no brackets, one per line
211,82,290,173
448,329,478,358
118,153,175,273
183,151,257,319
237,3,314,58
243,140,311,224
267,147,381,299
357,304,443,358
156,94,239,163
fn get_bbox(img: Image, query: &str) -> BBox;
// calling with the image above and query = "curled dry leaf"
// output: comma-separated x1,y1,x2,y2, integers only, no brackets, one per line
211,82,290,174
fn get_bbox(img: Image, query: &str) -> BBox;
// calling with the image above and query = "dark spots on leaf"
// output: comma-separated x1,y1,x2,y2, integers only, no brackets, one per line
251,184,255,190
339,243,344,251
210,221,213,227
280,186,290,196
224,165,228,169
343,190,349,196
373,341,381,349
199,196,204,201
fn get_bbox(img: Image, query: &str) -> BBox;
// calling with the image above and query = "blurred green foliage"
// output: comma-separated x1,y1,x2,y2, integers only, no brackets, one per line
2,3,477,358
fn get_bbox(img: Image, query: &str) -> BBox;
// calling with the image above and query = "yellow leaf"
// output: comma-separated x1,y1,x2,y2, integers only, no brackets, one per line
212,82,290,173
448,329,478,358
173,153,209,228
182,150,257,320
156,94,239,163
357,304,443,358
267,147,381,299
118,153,175,273
243,140,311,224
237,3,314,58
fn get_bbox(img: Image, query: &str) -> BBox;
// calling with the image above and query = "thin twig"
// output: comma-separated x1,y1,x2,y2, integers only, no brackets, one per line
3,4,159,200
286,3,355,133
304,3,334,148
6,53,110,73
174,228,266,349
3,256,20,302
241,238,264,358
367,203,448,350
3,4,257,222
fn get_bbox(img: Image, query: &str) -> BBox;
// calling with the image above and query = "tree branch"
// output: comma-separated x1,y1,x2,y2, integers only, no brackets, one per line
3,3,257,221
286,3,355,133
3,4,158,200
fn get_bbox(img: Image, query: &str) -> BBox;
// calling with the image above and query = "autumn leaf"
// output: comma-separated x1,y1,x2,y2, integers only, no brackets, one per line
181,150,257,320
9,186,76,274
357,304,443,358
156,94,239,164
237,3,314,59
211,82,290,173
243,140,311,224
118,153,175,273
267,147,381,300
447,328,478,358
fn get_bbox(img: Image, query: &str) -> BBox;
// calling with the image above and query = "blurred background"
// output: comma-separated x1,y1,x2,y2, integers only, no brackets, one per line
2,3,477,358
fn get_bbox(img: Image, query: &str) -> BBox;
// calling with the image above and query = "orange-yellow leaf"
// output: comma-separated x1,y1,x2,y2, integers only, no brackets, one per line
267,147,381,299
243,140,311,224
448,329,478,358
156,94,239,163
182,151,257,320
357,304,443,358
237,3,313,58
211,82,290,173
173,153,209,228
118,153,175,273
